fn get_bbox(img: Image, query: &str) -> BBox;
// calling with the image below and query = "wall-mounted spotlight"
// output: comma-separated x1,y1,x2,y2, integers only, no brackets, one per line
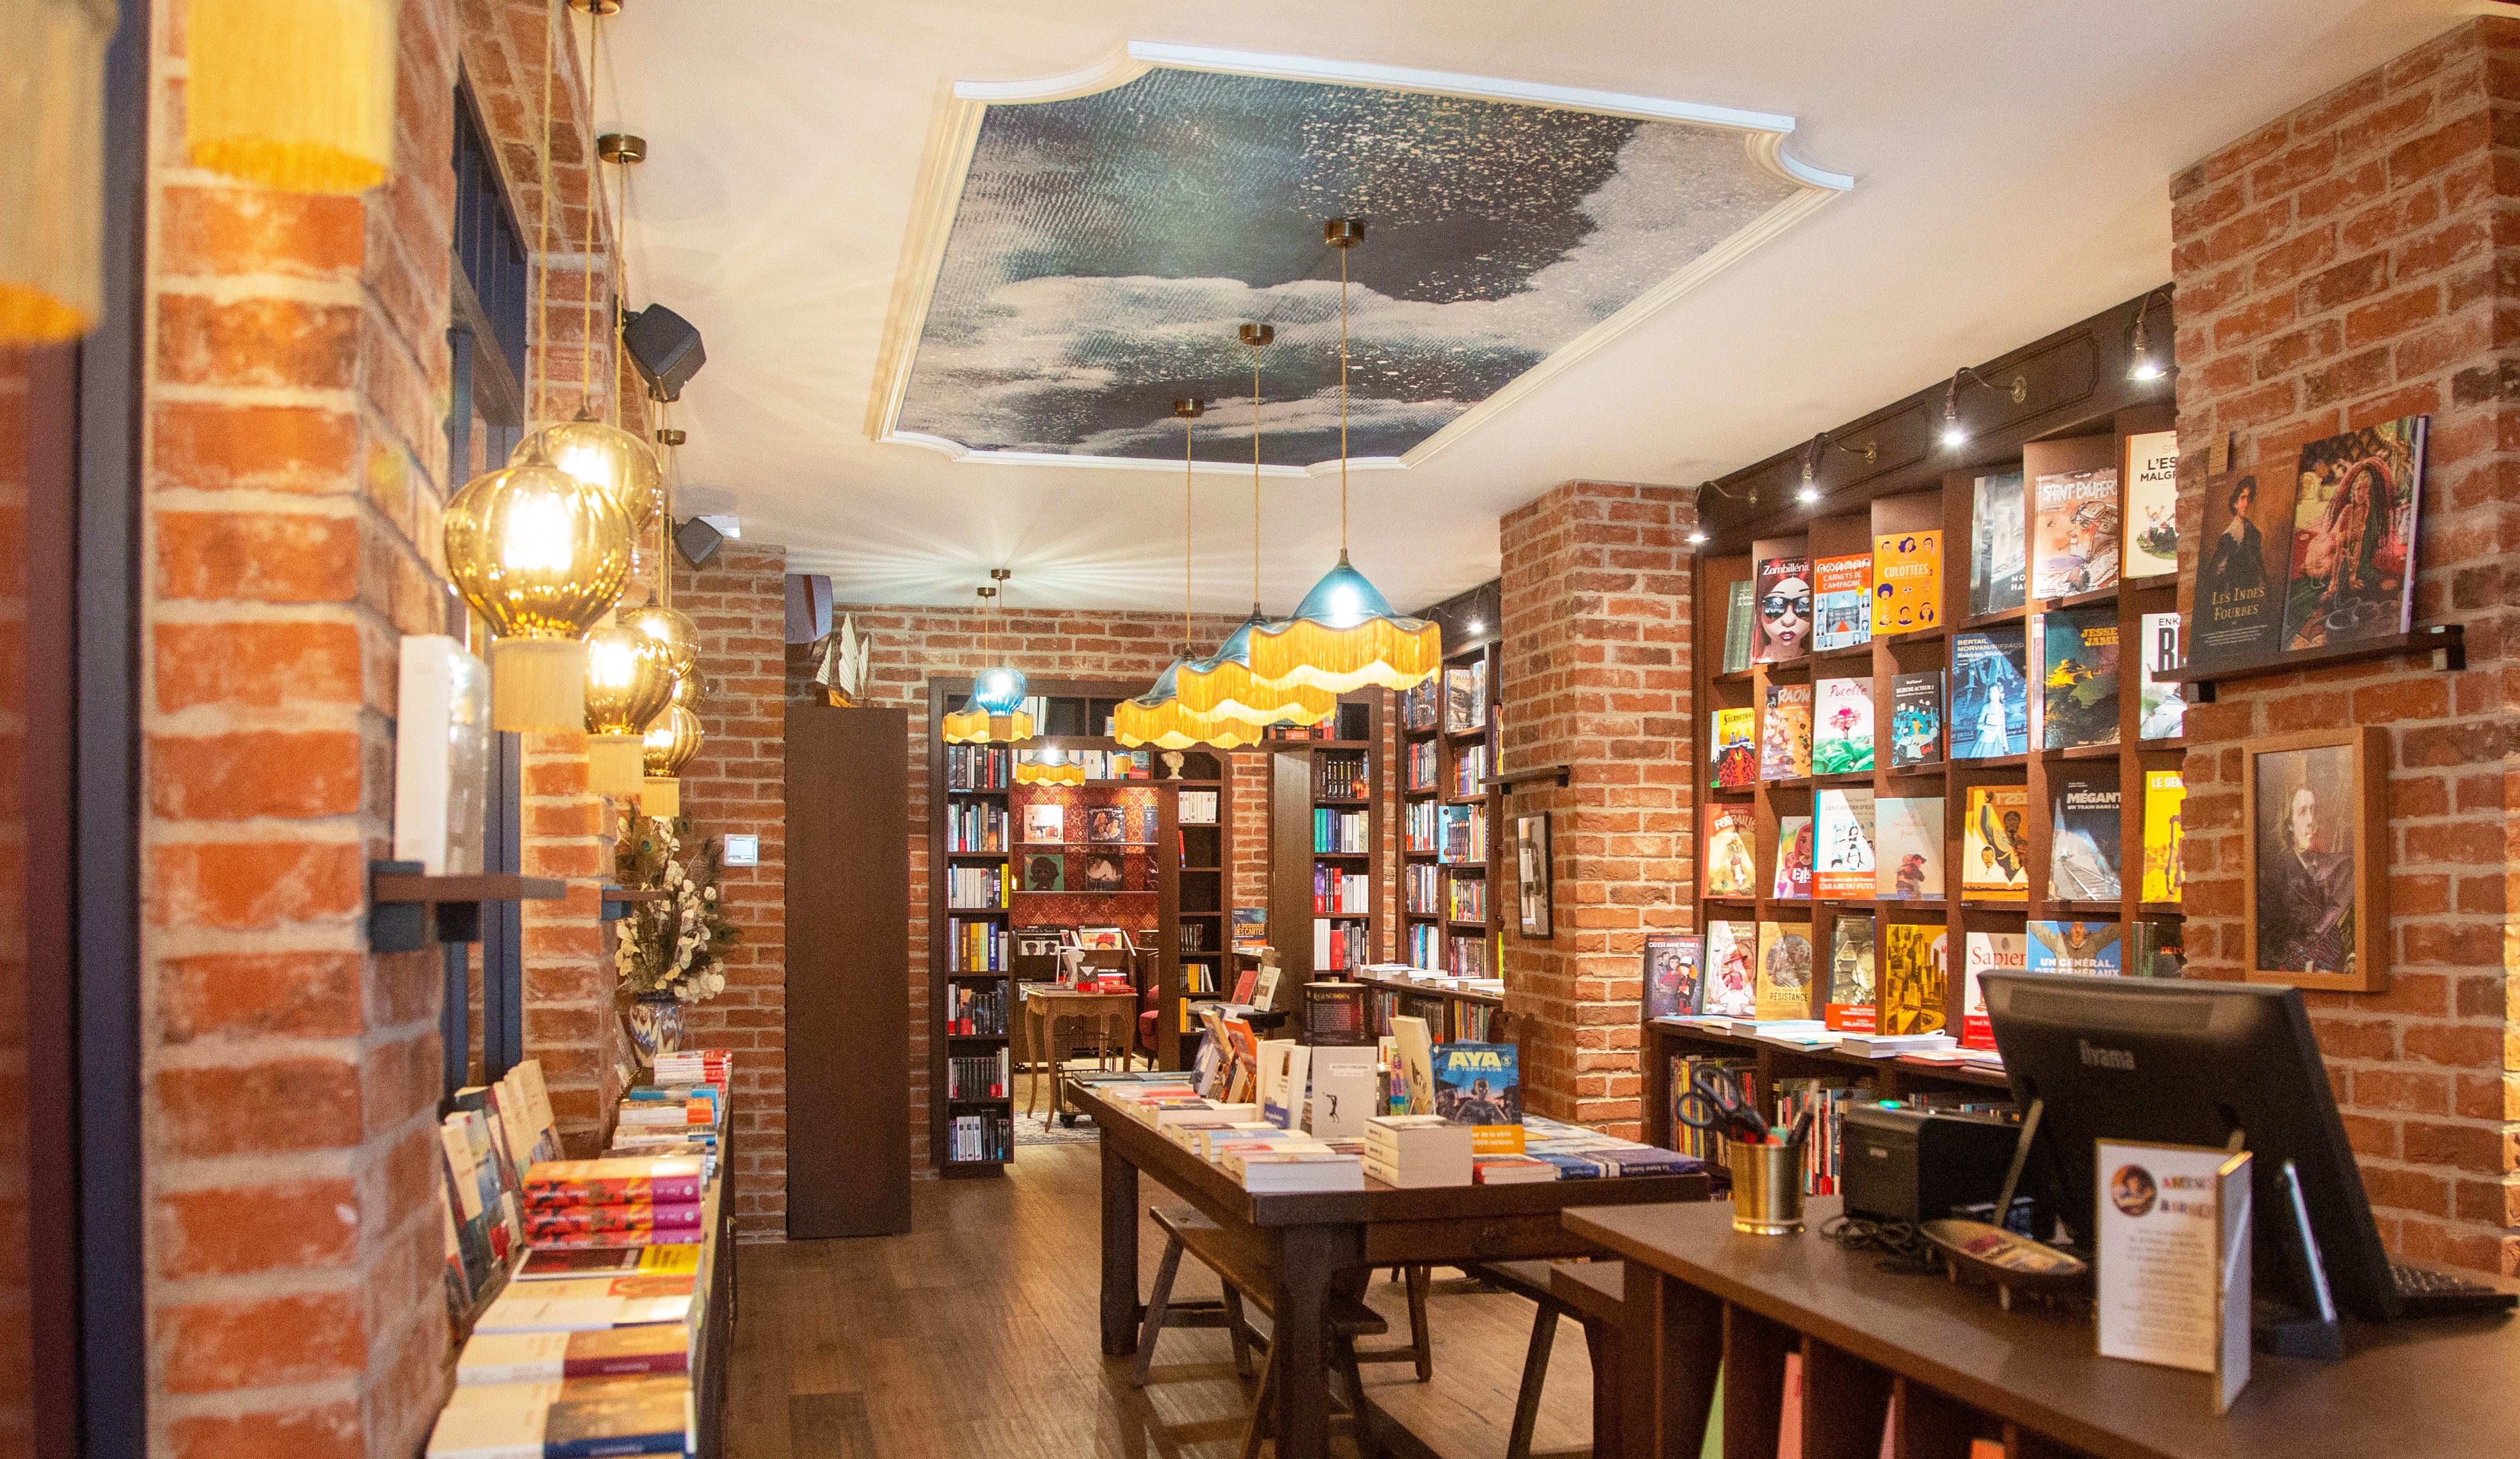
1466,618,1484,633
1797,437,1823,504
1940,365,2029,449
2126,286,2173,383
1687,529,1709,546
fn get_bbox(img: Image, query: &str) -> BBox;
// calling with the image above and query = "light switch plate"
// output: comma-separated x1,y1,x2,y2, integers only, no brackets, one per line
724,833,759,867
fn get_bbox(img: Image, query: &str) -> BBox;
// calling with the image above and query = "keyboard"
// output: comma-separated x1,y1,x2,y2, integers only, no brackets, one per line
2390,1261,2518,1318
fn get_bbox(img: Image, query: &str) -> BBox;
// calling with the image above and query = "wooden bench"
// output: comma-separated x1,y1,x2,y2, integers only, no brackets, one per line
1137,1205,1391,1459
1468,1258,1627,1459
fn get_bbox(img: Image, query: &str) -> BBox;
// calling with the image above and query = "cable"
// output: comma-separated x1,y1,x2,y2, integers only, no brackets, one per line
1818,1212,1939,1275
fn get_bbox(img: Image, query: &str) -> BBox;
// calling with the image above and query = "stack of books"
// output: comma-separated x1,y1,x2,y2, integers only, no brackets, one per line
522,1157,711,1248
1523,1115,1707,1180
1364,1114,1474,1187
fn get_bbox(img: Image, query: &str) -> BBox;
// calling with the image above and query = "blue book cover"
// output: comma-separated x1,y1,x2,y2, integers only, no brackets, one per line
1432,1041,1523,1153
2028,919,2122,977
1951,627,2029,759
1889,671,1943,766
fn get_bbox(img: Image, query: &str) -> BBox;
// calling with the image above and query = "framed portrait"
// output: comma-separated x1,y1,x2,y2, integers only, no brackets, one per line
1513,813,1552,939
2242,726,2385,993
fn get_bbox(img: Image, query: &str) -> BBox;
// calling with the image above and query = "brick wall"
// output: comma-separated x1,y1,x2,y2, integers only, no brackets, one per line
1496,482,1697,1134
140,0,463,1452
2169,15,2519,1272
788,604,1250,1174
671,545,787,1238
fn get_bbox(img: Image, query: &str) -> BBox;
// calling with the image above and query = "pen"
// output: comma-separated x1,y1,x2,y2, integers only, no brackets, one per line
1786,1107,1814,1148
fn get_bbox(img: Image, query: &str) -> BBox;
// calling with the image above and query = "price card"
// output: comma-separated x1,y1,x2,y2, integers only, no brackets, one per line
2096,1139,2253,1413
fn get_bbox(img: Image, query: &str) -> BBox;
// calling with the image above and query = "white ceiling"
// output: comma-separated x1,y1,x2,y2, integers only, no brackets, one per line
602,0,2479,615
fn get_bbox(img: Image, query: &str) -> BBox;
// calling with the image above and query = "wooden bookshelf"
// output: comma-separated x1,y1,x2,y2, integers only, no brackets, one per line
1353,972,1512,1044
1656,402,2185,1149
1265,694,1383,988
1396,582,1503,979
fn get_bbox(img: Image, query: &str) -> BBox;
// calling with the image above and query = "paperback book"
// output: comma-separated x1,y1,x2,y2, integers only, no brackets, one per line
1968,469,2027,617
1960,932,2025,1049
1709,707,1757,789
1961,784,2029,902
1702,804,1760,899
2190,467,2292,670
1813,552,1874,650
1023,804,1064,844
1753,554,1814,662
2029,919,2123,977
2124,429,2180,578
1444,667,1485,734
1873,797,1945,901
2137,611,2186,740
1432,1041,1523,1154
2039,607,2121,751
1760,681,1813,780
1704,920,1760,1018
1722,579,1755,673
1889,671,1943,766
1771,815,1814,899
1812,678,1874,774
1881,922,1949,1035
2281,415,2426,651
2032,466,2120,598
2130,919,2186,979
1824,915,1877,1032
1951,627,2029,759
1870,530,1942,633
2049,775,2123,900
1755,920,1814,1022
2141,770,2185,905
1643,934,1705,1019
1813,788,1876,899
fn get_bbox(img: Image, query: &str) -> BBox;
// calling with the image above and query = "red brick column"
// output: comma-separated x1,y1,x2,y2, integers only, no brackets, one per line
672,544,788,1238
1496,482,1697,1134
2168,16,2519,1271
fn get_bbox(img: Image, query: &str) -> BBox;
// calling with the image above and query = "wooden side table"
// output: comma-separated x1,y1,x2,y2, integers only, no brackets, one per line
1021,986,1141,1121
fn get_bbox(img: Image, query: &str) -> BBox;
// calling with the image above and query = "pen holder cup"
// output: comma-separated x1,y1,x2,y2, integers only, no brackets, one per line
1726,1137,1806,1235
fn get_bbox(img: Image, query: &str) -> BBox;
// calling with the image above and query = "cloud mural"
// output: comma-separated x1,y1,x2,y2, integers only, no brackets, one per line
888,61,1829,468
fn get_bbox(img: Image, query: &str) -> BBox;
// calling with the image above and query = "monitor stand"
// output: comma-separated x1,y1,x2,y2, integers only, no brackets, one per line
2255,1156,2344,1360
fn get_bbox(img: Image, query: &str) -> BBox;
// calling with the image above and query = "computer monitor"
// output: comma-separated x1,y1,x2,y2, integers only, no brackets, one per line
1980,973,2399,1321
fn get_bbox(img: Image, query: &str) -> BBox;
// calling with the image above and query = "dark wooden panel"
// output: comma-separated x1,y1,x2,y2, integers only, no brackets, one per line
1271,749,1316,984
787,704,912,1236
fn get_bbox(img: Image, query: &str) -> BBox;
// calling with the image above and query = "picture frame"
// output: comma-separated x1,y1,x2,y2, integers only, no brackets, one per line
2241,726,2385,993
1513,812,1553,939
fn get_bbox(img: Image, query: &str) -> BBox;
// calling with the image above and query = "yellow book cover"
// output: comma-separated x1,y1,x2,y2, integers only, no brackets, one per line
1880,923,1949,1034
1754,920,1813,1021
1870,530,1942,634
2142,770,2185,904
1961,784,2030,903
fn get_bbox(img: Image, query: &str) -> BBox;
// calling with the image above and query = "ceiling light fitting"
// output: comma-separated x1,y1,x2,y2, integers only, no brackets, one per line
1117,401,1276,750
2126,287,2172,383
1940,365,2027,449
942,575,1035,744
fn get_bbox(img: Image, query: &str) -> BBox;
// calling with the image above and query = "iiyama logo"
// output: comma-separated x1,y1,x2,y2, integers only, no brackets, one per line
2079,1039,2135,1071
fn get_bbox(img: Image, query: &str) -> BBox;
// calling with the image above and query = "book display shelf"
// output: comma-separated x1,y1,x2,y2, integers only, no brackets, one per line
1354,972,1509,1043
926,677,1221,1174
1400,636,1501,977
1652,401,2182,1149
1266,694,1385,986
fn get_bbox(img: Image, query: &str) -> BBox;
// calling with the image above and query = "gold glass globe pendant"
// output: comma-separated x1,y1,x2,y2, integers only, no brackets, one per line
443,442,636,731
941,573,1036,744
1115,400,1265,751
1245,218,1441,694
584,624,676,796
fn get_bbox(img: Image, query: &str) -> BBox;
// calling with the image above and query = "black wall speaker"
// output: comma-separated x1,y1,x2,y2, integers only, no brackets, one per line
674,516,724,570
623,303,706,401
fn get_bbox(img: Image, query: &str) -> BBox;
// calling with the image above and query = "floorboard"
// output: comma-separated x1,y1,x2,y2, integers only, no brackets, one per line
729,1142,1601,1457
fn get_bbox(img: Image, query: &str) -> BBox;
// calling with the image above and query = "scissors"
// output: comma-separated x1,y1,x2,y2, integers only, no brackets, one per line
1674,1067,1769,1143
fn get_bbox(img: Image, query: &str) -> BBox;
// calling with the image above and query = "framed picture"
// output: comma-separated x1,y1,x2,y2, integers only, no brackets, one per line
1513,812,1552,939
2242,726,2385,993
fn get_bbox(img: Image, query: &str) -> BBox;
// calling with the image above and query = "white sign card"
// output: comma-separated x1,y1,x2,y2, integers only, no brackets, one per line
1306,1046,1378,1138
2096,1139,2253,1412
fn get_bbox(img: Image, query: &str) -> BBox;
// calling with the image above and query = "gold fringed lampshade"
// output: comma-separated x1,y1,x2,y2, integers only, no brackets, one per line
1244,555,1443,693
1173,615,1337,728
639,702,703,818
443,448,635,731
518,416,666,532
941,700,1034,745
0,0,113,343
584,626,676,796
185,0,399,194
1113,661,1261,751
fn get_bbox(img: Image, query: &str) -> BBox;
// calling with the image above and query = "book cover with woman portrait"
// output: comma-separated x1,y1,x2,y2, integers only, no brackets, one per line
2281,416,2424,652
1752,555,1813,663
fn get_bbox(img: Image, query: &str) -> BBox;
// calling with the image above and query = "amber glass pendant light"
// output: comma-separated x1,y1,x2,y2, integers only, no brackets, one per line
1115,400,1262,751
1169,323,1338,730
1245,218,1441,693
941,572,1035,744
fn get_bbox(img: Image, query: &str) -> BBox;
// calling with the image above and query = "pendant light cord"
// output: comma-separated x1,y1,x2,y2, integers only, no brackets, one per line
579,6,598,412
1337,242,1349,553
1183,410,1195,657
530,0,557,423
656,399,673,611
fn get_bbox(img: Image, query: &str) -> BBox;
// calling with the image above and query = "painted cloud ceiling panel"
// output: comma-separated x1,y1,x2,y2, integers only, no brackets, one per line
892,63,1822,468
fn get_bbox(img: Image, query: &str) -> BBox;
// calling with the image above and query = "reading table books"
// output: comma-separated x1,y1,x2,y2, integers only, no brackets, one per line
1069,1075,1709,1459
1561,1195,2520,1459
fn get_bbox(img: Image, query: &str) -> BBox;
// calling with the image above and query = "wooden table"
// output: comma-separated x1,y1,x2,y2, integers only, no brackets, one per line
1073,1077,1709,1459
1564,1194,2520,1459
1021,986,1141,1119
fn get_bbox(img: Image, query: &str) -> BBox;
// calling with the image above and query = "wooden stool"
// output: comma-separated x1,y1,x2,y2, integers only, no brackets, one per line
1354,1265,1434,1380
1470,1258,1627,1459
1132,1206,1388,1459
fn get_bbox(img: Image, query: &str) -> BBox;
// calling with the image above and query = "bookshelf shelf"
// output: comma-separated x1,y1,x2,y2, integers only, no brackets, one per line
2151,623,2463,702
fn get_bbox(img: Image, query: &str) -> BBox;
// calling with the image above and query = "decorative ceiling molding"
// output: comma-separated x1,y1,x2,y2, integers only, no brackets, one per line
866,42,1852,476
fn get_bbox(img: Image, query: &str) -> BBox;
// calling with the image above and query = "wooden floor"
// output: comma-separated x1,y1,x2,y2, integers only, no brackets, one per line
728,1141,1603,1458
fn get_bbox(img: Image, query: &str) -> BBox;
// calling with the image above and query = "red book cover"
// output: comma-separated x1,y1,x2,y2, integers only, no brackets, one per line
527,1201,708,1236
522,1157,705,1208
530,1227,706,1248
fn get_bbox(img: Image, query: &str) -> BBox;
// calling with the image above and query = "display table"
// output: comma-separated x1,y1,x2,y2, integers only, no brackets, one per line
1072,1075,1709,1459
1564,1194,2520,1459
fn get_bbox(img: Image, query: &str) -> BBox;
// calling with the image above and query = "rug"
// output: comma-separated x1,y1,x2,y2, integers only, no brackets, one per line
1010,1069,1110,1147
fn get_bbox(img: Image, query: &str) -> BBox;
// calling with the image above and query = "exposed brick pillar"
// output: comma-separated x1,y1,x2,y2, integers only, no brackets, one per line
521,730,615,1155
2168,16,2519,1272
1496,482,1697,1134
673,544,788,1239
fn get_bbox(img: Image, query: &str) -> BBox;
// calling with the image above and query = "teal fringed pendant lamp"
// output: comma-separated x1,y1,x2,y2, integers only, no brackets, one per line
1245,218,1442,693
